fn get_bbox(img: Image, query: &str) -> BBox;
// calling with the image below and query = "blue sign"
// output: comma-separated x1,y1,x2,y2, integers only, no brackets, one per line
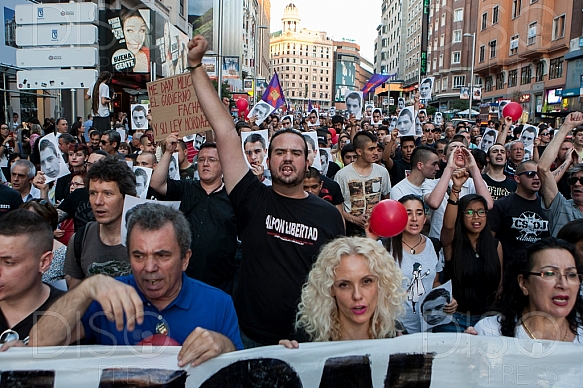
37,7,43,18
52,30,58,40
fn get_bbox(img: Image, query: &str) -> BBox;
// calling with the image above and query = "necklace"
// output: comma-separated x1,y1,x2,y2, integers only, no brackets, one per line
522,321,569,341
402,235,423,254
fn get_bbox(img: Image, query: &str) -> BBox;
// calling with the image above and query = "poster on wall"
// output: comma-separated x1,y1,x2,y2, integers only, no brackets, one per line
155,20,189,77
103,7,151,73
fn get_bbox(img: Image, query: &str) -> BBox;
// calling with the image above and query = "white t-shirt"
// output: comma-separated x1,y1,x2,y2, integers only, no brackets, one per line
87,83,110,117
475,315,583,343
390,178,422,201
422,177,480,239
334,163,391,215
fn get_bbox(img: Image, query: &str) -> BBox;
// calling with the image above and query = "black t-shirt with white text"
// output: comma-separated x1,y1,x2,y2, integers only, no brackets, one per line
229,170,345,344
481,173,517,201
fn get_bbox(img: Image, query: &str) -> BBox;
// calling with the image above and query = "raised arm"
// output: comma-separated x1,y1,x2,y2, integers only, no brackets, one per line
425,150,455,209
382,128,399,171
29,275,143,347
441,168,469,253
149,133,178,196
463,148,494,209
538,112,583,207
496,116,513,144
552,149,578,183
187,35,248,193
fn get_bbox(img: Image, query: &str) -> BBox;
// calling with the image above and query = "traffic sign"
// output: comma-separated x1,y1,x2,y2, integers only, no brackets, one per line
17,69,97,90
16,24,98,46
16,47,98,68
15,3,97,25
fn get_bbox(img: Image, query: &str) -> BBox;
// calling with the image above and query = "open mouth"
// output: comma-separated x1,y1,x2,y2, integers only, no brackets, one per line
552,296,569,306
352,306,367,315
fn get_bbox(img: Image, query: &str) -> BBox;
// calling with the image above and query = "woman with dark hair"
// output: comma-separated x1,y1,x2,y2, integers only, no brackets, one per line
69,121,86,144
119,9,150,73
379,194,457,333
437,188,502,332
88,71,113,133
468,238,583,342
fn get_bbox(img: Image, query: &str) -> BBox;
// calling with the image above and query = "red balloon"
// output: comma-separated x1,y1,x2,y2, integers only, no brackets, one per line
332,134,339,145
236,98,249,111
137,334,180,347
502,102,523,122
328,128,337,138
368,200,408,238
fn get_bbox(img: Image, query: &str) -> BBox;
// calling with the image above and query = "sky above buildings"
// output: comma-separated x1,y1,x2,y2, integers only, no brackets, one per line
269,0,382,63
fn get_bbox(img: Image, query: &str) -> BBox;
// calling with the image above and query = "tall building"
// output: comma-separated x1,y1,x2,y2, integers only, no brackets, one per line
475,0,573,122
270,3,334,111
427,0,478,111
242,0,271,97
374,0,403,76
333,40,374,110
402,0,423,94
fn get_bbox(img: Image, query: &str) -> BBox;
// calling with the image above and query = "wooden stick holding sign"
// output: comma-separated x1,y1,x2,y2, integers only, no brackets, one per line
147,73,212,142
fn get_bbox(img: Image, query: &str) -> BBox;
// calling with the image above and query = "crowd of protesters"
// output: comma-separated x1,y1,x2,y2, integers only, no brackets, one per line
2,34,583,369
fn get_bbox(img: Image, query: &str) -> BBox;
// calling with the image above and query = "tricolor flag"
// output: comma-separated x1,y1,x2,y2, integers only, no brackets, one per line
362,73,396,96
261,71,286,110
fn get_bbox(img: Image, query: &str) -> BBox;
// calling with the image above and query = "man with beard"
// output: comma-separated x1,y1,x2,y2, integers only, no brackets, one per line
481,143,517,201
335,131,390,236
186,35,344,348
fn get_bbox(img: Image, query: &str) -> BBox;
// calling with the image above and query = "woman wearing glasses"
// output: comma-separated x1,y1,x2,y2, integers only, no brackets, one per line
436,190,502,332
467,238,583,342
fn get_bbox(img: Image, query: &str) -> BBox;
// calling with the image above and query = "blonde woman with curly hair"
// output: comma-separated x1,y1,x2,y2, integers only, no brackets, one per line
280,236,406,347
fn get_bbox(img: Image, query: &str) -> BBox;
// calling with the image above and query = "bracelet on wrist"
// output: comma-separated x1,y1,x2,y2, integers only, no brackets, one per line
186,63,203,71
451,187,461,194
447,198,459,205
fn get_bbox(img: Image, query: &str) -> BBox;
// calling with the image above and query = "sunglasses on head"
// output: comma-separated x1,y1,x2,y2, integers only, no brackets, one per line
567,177,583,186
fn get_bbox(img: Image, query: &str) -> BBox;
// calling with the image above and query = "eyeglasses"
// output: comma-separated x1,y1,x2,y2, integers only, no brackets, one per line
198,157,219,164
0,329,29,344
527,270,582,284
517,171,538,178
567,177,583,186
100,140,110,145
463,209,487,218
70,182,85,188
540,132,550,136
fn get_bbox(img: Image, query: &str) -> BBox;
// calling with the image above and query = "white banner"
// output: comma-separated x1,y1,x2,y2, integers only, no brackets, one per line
1,334,583,386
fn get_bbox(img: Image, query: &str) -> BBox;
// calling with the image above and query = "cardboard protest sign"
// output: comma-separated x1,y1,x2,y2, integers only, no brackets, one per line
147,73,211,141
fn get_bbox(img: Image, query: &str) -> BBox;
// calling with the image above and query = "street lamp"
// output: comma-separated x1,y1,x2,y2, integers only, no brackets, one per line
253,24,269,104
464,32,476,120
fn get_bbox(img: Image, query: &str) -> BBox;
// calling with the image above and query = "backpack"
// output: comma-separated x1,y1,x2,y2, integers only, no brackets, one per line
73,221,95,272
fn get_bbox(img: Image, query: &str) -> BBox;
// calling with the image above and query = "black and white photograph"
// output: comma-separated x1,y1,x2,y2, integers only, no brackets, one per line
419,77,434,100
303,131,321,171
498,100,511,119
434,112,443,126
371,108,383,127
131,104,149,130
397,97,405,110
396,106,416,137
307,108,320,127
132,166,152,199
241,129,269,170
478,129,498,152
519,125,538,149
247,101,275,125
281,114,294,129
420,281,453,331
345,91,363,120
120,195,180,246
364,104,374,118
329,107,336,117
319,148,331,175
169,152,180,180
39,133,70,184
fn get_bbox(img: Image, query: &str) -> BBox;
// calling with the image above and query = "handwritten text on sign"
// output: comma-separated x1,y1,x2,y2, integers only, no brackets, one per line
147,73,211,141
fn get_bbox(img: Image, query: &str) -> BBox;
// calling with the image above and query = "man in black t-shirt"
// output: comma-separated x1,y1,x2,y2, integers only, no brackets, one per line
0,210,64,347
482,143,517,201
489,161,550,264
0,184,22,218
187,36,345,347
150,138,238,294
384,136,415,186
303,166,343,214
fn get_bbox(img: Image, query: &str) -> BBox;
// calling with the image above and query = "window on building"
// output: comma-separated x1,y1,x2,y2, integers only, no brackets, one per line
479,45,485,62
453,30,462,43
440,34,445,46
452,51,461,64
510,35,519,55
512,0,521,18
521,65,532,84
527,22,537,45
508,69,518,87
496,73,505,89
312,92,316,98
453,75,465,88
454,8,463,22
535,61,545,82
553,14,566,40
481,13,487,30
439,54,444,67
441,13,446,26
493,6,499,24
442,76,448,90
489,40,497,58
549,57,564,79
485,75,493,92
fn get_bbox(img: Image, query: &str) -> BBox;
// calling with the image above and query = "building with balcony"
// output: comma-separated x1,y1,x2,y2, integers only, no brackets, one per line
475,0,573,122
270,3,333,111
333,40,374,110
427,0,478,111
374,0,404,77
